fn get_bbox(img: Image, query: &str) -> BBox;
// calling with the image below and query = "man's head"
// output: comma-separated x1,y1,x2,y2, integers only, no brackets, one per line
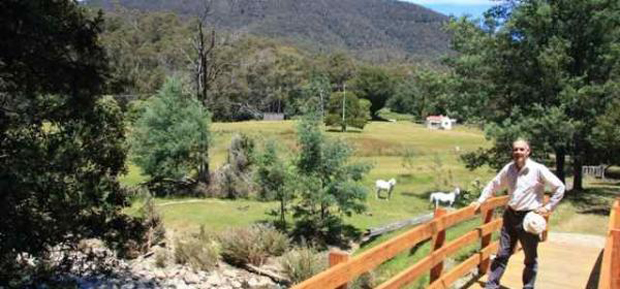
512,139,530,168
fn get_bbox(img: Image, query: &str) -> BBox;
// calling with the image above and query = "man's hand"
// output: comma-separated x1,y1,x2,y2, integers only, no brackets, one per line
535,207,550,216
470,201,481,212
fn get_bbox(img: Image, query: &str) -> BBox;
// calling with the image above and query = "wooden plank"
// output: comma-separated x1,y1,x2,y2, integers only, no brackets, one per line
440,206,477,230
329,251,349,289
611,229,620,289
293,196,509,289
362,212,434,242
430,208,448,283
427,253,479,289
428,241,500,289
376,231,480,289
599,199,620,289
479,218,503,237
479,206,496,275
480,196,509,212
292,222,435,289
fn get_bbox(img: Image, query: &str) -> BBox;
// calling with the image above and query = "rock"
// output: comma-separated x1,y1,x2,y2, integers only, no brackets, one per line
171,279,190,289
206,273,222,286
223,269,237,278
184,271,200,284
230,280,242,288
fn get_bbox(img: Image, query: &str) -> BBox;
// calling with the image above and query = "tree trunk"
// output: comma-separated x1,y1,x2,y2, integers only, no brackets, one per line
555,149,565,184
198,161,210,185
572,156,583,191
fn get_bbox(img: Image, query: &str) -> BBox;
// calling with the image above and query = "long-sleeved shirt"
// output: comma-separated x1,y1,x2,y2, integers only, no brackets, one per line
477,158,565,211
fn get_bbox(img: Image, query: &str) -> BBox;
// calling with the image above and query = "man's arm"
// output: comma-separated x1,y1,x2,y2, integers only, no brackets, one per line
540,166,565,212
471,166,508,210
476,167,508,204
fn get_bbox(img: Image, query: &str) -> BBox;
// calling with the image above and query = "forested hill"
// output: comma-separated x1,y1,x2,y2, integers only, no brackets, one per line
85,0,451,61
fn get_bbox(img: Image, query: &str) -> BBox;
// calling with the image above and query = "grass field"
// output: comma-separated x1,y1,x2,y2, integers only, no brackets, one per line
124,120,496,231
122,119,619,288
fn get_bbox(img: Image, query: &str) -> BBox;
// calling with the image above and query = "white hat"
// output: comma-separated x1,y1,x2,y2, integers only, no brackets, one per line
523,212,546,235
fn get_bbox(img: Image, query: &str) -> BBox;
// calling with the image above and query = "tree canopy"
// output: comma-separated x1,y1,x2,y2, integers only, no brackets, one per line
449,0,620,189
0,0,134,282
130,78,212,188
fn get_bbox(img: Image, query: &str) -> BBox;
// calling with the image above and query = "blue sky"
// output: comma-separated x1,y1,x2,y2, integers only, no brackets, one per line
403,0,496,19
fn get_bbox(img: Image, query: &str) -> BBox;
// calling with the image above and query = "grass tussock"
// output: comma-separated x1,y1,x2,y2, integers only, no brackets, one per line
280,246,326,284
219,224,290,266
174,227,220,271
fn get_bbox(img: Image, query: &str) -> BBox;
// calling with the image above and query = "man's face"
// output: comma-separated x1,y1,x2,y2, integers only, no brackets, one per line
512,141,530,165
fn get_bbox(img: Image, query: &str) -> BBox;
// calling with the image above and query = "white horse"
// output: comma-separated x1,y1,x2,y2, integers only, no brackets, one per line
429,187,460,208
375,178,397,200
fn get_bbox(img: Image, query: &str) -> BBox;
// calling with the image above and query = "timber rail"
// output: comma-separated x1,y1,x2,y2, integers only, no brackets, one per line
292,196,514,289
599,198,620,289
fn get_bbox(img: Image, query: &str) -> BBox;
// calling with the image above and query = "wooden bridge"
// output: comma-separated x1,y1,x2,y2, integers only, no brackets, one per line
292,196,620,289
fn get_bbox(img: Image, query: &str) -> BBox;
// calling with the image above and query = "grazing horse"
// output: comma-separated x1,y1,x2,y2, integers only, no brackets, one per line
429,187,460,208
375,178,397,200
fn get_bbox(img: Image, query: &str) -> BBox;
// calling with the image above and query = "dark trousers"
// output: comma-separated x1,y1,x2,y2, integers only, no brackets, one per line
486,208,539,289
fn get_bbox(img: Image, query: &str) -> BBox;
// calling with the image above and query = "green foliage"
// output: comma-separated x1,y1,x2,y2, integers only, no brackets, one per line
255,140,295,230
130,78,211,189
592,99,620,166
138,195,166,249
293,112,372,243
0,0,136,282
280,246,326,284
89,0,451,62
213,134,256,198
219,225,290,266
352,66,396,119
325,91,370,132
174,227,221,271
388,69,450,120
448,0,620,189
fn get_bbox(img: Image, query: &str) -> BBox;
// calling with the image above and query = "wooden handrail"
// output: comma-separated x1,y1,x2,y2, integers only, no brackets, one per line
599,198,620,289
292,196,510,289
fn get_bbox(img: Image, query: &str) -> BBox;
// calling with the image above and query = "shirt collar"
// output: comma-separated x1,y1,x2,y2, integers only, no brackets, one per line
512,158,532,174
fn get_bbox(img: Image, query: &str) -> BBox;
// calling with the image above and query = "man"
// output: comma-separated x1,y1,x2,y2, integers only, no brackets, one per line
471,139,565,289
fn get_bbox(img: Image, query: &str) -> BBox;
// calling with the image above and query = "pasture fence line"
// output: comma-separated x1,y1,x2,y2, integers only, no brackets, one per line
599,197,620,289
582,165,606,179
292,196,511,289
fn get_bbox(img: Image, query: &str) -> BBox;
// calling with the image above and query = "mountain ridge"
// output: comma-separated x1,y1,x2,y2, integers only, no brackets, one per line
85,0,452,62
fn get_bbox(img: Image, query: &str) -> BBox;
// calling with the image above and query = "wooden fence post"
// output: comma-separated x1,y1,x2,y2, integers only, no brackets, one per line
478,205,494,275
430,208,447,283
611,229,620,289
329,250,350,289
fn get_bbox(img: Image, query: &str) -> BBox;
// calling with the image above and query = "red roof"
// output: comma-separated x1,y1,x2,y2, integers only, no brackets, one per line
426,115,446,121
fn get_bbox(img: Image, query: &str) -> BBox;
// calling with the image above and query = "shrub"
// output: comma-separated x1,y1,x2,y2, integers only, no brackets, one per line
280,246,326,284
219,225,290,266
174,227,220,271
154,247,170,268
351,271,377,289
138,195,166,249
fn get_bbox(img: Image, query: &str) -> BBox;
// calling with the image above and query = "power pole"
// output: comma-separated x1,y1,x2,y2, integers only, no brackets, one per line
341,83,346,132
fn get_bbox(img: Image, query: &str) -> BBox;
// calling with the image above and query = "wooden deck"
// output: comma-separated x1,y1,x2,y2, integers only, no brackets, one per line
466,232,605,289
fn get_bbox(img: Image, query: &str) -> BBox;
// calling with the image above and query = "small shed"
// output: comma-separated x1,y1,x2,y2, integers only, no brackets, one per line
263,113,284,121
425,115,456,130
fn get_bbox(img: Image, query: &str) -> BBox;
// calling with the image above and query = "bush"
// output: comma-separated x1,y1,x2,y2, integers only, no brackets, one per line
219,225,290,266
139,195,166,249
351,271,377,289
154,247,170,268
174,227,220,271
211,134,256,199
280,246,326,284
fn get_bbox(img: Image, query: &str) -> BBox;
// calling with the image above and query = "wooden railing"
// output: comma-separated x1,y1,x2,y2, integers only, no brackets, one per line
599,198,620,289
293,196,510,289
